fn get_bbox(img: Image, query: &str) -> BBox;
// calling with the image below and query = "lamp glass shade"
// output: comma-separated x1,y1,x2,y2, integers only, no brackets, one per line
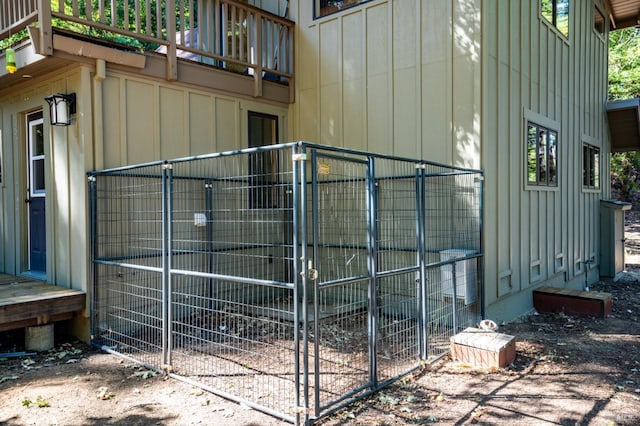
5,48,16,74
45,93,75,126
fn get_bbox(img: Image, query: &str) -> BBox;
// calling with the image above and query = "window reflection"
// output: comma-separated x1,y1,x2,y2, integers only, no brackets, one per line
527,121,559,187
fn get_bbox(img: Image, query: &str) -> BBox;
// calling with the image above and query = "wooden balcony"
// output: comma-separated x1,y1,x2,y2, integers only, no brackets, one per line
0,0,294,102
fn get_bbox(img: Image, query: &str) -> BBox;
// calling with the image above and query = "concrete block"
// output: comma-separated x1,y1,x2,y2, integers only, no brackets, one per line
25,324,54,351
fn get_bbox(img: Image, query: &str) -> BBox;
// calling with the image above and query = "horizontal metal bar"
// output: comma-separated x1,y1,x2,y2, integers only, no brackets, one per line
92,259,163,274
296,141,484,174
425,253,484,270
170,268,294,288
375,265,420,279
318,275,370,288
168,373,296,424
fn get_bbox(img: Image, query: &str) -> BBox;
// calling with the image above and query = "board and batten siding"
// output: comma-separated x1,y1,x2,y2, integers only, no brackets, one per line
289,0,481,168
483,0,610,320
290,0,611,322
99,72,288,169
0,67,92,294
0,63,287,301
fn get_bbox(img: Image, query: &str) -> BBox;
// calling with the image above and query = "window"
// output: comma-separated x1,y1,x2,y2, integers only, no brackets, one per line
583,144,600,189
541,0,569,37
594,5,605,34
316,0,370,19
527,122,558,187
248,112,279,209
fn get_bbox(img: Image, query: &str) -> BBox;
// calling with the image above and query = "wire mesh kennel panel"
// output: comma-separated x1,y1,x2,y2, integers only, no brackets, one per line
91,165,166,368
90,142,484,425
421,165,483,360
167,149,299,418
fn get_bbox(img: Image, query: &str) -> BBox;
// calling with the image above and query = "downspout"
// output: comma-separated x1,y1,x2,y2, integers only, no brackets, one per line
93,59,105,171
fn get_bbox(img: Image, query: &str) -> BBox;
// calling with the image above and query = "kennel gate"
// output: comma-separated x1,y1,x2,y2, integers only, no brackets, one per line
89,142,483,425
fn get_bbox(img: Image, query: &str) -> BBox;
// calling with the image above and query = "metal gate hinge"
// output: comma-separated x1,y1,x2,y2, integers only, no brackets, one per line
87,175,96,182
162,163,173,170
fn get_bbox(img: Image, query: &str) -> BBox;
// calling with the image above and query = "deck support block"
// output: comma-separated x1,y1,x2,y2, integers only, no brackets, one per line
25,324,54,351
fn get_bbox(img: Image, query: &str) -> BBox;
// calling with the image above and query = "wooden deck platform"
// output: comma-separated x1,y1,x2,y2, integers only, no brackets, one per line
0,274,86,332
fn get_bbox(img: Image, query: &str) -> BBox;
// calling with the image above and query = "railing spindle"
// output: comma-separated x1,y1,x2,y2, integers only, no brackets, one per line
2,0,294,95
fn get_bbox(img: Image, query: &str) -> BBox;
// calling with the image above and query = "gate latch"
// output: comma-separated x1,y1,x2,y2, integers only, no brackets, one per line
301,259,318,281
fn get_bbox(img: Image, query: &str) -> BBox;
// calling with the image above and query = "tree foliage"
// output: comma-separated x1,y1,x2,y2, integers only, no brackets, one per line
609,27,640,101
0,1,191,51
609,28,640,200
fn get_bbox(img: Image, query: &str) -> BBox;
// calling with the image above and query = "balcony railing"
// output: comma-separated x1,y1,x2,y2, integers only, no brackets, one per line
1,0,294,98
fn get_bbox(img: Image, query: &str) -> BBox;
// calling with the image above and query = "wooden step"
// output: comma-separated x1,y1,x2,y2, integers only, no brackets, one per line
532,286,612,318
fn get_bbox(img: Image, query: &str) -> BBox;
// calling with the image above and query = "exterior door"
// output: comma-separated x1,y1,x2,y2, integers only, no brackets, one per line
27,111,46,273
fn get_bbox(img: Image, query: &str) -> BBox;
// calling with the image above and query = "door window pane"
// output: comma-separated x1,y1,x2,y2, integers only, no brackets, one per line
33,159,45,192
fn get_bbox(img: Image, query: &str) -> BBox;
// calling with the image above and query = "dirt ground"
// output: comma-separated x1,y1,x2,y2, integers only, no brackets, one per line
2,226,640,425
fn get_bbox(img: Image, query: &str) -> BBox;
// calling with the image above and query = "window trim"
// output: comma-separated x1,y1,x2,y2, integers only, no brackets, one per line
540,0,570,38
247,111,280,210
524,109,560,191
314,0,373,20
582,139,601,192
593,3,606,40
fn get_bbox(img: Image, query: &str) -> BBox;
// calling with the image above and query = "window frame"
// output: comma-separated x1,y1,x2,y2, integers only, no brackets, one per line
540,0,570,38
593,3,606,39
524,110,560,191
247,111,280,210
582,142,600,191
314,0,372,19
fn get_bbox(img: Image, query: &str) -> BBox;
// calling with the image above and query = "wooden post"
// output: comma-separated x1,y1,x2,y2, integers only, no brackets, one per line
166,0,178,81
37,0,53,55
253,12,263,98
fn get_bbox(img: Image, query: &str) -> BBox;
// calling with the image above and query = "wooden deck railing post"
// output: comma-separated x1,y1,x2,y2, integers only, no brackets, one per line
37,0,53,55
166,0,178,80
253,12,262,98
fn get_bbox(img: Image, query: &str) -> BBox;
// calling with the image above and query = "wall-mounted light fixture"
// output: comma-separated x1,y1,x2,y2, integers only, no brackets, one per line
44,93,76,126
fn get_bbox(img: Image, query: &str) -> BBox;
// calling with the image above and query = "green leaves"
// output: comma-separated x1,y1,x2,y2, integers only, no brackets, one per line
609,27,640,100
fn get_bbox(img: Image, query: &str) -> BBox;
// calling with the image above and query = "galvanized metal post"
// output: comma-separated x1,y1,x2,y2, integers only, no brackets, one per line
205,180,214,311
415,163,427,360
291,145,301,426
161,163,174,369
88,175,97,342
310,148,321,417
366,155,379,388
478,174,485,320
293,144,310,424
451,261,458,332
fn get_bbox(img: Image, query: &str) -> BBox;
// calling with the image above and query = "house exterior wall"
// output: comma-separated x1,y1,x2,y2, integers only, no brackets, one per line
289,0,612,322
482,0,611,320
97,71,288,170
0,67,90,292
0,61,288,316
288,0,481,169
0,0,615,337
